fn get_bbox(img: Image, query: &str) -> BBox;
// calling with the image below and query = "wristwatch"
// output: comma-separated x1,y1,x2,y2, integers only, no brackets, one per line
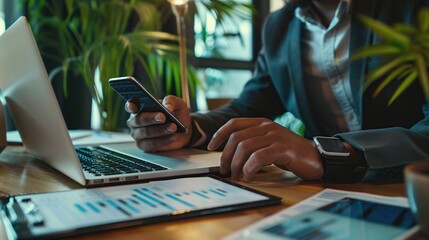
313,136,367,183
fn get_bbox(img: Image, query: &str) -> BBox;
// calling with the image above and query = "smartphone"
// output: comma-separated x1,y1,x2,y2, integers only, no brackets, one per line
108,76,188,133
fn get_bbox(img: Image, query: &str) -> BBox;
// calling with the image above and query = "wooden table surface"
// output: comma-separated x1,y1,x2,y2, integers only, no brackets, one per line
0,146,407,240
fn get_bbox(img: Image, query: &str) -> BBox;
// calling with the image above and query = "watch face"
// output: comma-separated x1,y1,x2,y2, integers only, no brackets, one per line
314,137,350,157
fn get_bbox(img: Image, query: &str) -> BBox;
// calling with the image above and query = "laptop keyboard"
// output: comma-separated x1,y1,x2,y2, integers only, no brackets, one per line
75,146,167,176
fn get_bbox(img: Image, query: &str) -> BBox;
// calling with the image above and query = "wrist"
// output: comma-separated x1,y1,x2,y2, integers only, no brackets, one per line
185,120,197,147
313,136,367,183
311,141,325,179
185,120,208,148
343,142,365,165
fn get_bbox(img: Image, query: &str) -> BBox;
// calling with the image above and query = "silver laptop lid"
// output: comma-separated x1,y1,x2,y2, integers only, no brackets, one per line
0,17,86,185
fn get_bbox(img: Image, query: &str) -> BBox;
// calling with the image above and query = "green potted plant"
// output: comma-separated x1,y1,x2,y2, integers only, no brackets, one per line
24,0,253,131
351,8,429,105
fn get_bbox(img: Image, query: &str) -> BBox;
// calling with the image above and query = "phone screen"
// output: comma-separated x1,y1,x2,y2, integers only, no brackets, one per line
109,76,188,133
255,197,416,240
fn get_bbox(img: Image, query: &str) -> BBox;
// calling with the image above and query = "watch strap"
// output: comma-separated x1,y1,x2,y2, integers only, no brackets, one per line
320,154,367,183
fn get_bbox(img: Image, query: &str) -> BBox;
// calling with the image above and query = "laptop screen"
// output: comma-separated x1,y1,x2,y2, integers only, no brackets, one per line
0,17,86,185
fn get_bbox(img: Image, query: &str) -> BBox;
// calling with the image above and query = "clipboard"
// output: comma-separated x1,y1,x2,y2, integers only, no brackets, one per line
0,176,281,239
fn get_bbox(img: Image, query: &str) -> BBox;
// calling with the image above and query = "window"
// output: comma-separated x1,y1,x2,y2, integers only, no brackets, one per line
0,0,5,34
2,0,21,30
192,1,276,110
0,0,22,131
194,0,253,61
270,0,286,12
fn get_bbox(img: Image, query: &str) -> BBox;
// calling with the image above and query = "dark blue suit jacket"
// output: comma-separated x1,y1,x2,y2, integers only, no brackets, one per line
193,0,429,179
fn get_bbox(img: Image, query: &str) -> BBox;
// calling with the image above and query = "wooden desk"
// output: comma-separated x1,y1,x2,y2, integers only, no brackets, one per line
0,146,406,240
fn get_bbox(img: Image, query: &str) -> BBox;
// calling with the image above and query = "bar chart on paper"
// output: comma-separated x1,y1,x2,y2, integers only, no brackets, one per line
13,177,270,236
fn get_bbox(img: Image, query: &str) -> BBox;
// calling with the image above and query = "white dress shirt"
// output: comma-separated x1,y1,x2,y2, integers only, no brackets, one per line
295,0,361,135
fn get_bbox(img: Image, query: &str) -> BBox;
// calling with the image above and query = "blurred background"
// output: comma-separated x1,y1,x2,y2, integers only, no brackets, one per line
0,0,287,131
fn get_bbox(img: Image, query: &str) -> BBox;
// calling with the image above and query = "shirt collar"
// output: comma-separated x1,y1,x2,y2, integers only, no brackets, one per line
295,0,351,28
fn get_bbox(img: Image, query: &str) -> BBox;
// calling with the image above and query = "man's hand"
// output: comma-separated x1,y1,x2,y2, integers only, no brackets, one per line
207,118,323,182
126,95,192,152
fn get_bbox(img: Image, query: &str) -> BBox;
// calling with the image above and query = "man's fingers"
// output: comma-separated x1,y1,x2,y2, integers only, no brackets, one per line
242,147,276,182
229,136,271,180
125,101,139,114
208,118,266,150
163,95,187,112
219,125,270,174
136,135,176,152
131,123,177,140
127,112,166,128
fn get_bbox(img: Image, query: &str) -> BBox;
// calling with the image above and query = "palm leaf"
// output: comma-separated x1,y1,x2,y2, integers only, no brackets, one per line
165,57,174,95
419,8,429,33
388,69,418,105
371,64,412,97
355,8,429,104
357,14,410,48
416,33,429,46
350,44,402,60
416,53,429,98
365,54,415,88
24,0,252,130
393,23,418,36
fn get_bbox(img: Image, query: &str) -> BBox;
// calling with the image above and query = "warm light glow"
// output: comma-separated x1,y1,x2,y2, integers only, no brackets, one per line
172,209,190,215
0,13,5,35
168,0,190,6
169,0,191,108
270,0,286,12
0,0,4,34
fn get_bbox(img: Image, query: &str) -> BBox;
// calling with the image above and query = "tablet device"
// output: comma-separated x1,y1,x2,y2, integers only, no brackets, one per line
0,176,281,239
249,197,417,240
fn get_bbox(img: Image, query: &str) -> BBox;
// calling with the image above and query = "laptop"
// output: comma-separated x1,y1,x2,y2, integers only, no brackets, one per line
0,16,221,186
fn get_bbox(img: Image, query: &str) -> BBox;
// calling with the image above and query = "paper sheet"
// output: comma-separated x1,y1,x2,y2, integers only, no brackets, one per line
224,188,413,240
6,129,134,146
10,177,271,237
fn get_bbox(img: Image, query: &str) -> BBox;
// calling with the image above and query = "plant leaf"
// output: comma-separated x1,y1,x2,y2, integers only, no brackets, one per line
388,69,418,105
416,53,429,101
418,8,429,33
24,0,248,130
350,44,402,60
365,54,415,88
393,23,418,36
357,14,410,48
372,64,412,97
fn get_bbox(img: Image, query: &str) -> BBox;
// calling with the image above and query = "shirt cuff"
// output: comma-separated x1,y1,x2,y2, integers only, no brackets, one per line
188,120,207,148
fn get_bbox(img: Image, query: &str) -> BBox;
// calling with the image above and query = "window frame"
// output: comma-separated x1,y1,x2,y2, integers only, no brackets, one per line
189,1,271,71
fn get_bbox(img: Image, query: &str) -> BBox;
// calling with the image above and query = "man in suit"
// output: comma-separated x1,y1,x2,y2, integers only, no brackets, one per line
126,0,429,183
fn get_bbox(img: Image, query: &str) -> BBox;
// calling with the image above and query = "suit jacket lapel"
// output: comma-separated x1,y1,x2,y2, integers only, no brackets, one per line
286,17,320,136
349,0,376,126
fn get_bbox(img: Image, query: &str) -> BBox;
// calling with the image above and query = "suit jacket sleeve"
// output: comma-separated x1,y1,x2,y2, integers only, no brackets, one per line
336,107,429,180
335,0,429,180
191,11,291,148
190,1,429,183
